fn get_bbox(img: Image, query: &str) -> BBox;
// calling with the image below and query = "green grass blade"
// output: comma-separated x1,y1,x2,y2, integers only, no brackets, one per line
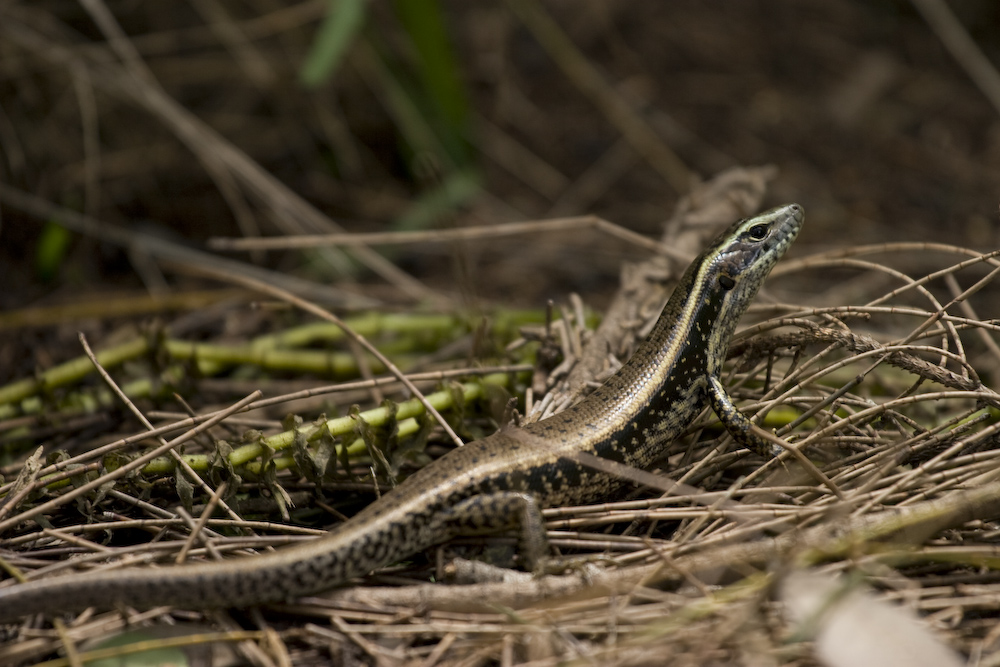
300,0,367,87
391,0,469,130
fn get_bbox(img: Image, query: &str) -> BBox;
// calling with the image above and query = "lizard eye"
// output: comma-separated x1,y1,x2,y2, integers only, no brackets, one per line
747,224,769,241
719,275,735,290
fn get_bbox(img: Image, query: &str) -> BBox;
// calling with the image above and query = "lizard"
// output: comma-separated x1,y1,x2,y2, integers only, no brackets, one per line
0,203,803,621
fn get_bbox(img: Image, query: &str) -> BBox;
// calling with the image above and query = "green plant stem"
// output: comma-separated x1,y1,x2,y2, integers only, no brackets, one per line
0,335,151,407
0,310,543,419
10,372,518,498
138,373,510,475
241,417,422,476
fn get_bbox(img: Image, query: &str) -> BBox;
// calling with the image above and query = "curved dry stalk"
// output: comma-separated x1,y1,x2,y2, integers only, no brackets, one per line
208,214,675,258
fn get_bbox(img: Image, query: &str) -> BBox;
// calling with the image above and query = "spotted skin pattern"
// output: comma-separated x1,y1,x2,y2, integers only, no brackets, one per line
0,205,803,621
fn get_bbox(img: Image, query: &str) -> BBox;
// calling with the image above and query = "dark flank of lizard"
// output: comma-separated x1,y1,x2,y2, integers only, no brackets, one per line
0,204,803,622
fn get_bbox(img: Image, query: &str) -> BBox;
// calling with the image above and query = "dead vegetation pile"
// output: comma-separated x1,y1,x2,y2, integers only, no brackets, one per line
2,2,1000,665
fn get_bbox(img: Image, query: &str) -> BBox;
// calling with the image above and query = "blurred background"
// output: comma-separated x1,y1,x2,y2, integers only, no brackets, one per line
1,0,998,339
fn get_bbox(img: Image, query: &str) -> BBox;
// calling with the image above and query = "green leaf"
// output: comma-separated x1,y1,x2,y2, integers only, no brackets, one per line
392,168,481,231
300,0,367,87
351,402,398,485
174,470,194,513
35,219,72,282
80,625,232,666
208,438,240,489
290,419,320,483
391,0,469,130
